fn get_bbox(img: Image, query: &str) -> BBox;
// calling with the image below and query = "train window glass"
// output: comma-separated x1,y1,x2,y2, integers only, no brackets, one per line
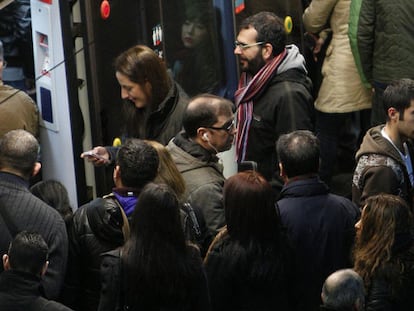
161,0,224,97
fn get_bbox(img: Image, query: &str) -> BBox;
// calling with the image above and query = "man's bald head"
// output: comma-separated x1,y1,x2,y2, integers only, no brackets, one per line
182,94,234,138
322,269,365,311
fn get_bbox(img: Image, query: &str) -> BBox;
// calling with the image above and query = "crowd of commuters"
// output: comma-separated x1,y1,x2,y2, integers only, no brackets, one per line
0,4,414,311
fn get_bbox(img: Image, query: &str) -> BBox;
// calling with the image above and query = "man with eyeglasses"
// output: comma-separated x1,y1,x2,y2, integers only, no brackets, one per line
234,11,314,195
0,39,39,139
167,94,235,246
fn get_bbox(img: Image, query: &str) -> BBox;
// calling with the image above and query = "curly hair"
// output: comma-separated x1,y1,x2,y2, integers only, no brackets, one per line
353,194,413,287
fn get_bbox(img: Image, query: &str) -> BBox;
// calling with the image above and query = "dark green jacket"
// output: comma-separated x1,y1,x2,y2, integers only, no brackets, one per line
349,0,414,86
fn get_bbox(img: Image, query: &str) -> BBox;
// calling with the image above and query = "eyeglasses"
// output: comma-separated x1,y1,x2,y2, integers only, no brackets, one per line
1,60,6,68
234,41,265,50
206,119,235,133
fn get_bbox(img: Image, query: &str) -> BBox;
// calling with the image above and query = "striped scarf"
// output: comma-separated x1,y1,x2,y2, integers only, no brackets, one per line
234,49,287,161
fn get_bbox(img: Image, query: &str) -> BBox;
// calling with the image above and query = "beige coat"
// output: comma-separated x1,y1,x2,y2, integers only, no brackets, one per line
303,0,371,113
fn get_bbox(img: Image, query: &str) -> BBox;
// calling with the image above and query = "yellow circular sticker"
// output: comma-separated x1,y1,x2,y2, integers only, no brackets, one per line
112,137,122,147
284,16,293,34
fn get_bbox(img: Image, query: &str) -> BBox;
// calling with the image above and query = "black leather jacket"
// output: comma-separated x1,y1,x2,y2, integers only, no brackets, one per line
62,196,125,311
366,243,414,311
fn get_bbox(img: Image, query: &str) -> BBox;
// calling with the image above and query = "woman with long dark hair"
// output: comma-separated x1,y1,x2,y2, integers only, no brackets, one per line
353,194,414,310
204,170,295,310
98,183,210,311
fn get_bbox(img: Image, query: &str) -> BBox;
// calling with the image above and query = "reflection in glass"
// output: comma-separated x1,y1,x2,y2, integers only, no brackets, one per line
168,0,223,97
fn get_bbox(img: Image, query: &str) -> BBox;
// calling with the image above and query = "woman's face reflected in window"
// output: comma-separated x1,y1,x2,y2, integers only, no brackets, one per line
181,19,208,49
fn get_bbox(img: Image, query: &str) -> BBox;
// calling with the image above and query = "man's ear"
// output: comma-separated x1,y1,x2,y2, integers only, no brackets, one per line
41,261,49,277
2,254,10,271
32,162,41,177
387,107,399,121
262,43,273,61
279,162,285,177
196,128,209,144
113,165,121,182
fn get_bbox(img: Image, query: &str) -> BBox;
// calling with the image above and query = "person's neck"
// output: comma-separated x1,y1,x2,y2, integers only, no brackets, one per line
0,168,27,180
285,173,317,184
383,124,405,152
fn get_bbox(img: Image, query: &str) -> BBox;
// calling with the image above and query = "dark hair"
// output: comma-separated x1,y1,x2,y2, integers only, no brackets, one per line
183,0,213,29
183,94,234,137
121,183,200,306
205,171,291,291
30,180,73,226
383,79,414,121
116,139,159,188
114,45,172,138
276,130,320,177
322,269,365,310
175,1,223,96
0,129,39,179
8,231,48,275
224,171,281,243
240,11,286,56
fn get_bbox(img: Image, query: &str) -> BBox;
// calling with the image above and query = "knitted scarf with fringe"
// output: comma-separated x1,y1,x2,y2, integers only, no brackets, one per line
234,49,287,161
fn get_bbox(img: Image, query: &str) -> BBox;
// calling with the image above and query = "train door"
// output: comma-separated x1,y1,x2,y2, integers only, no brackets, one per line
76,0,143,196
31,0,87,206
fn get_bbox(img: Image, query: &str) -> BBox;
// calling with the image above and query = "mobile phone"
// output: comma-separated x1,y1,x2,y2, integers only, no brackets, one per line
237,161,258,172
81,150,107,161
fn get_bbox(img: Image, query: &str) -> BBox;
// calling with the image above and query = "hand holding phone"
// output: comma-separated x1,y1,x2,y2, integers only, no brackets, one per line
81,150,107,161
81,147,109,165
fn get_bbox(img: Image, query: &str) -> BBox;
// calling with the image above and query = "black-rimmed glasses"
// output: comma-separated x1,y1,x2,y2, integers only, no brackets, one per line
206,119,235,133
234,41,265,50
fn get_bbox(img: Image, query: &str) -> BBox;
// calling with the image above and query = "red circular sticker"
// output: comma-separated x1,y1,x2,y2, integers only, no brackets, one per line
100,0,110,20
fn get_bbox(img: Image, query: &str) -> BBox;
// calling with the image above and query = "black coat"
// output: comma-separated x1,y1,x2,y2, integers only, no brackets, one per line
366,243,414,311
98,248,210,311
0,270,73,311
205,232,296,311
242,64,314,194
0,172,68,300
277,177,360,311
62,196,125,311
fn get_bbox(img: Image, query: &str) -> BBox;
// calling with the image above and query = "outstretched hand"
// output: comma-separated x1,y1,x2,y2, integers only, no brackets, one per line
81,146,110,166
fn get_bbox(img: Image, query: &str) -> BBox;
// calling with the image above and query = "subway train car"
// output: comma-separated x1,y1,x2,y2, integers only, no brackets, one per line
29,0,306,206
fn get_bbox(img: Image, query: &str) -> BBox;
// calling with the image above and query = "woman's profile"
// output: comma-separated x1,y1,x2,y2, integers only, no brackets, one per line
353,194,414,310
82,45,189,165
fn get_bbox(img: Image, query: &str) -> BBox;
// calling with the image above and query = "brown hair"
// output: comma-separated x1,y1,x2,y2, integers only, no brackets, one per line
353,194,413,287
223,170,281,243
115,45,172,138
146,140,186,201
